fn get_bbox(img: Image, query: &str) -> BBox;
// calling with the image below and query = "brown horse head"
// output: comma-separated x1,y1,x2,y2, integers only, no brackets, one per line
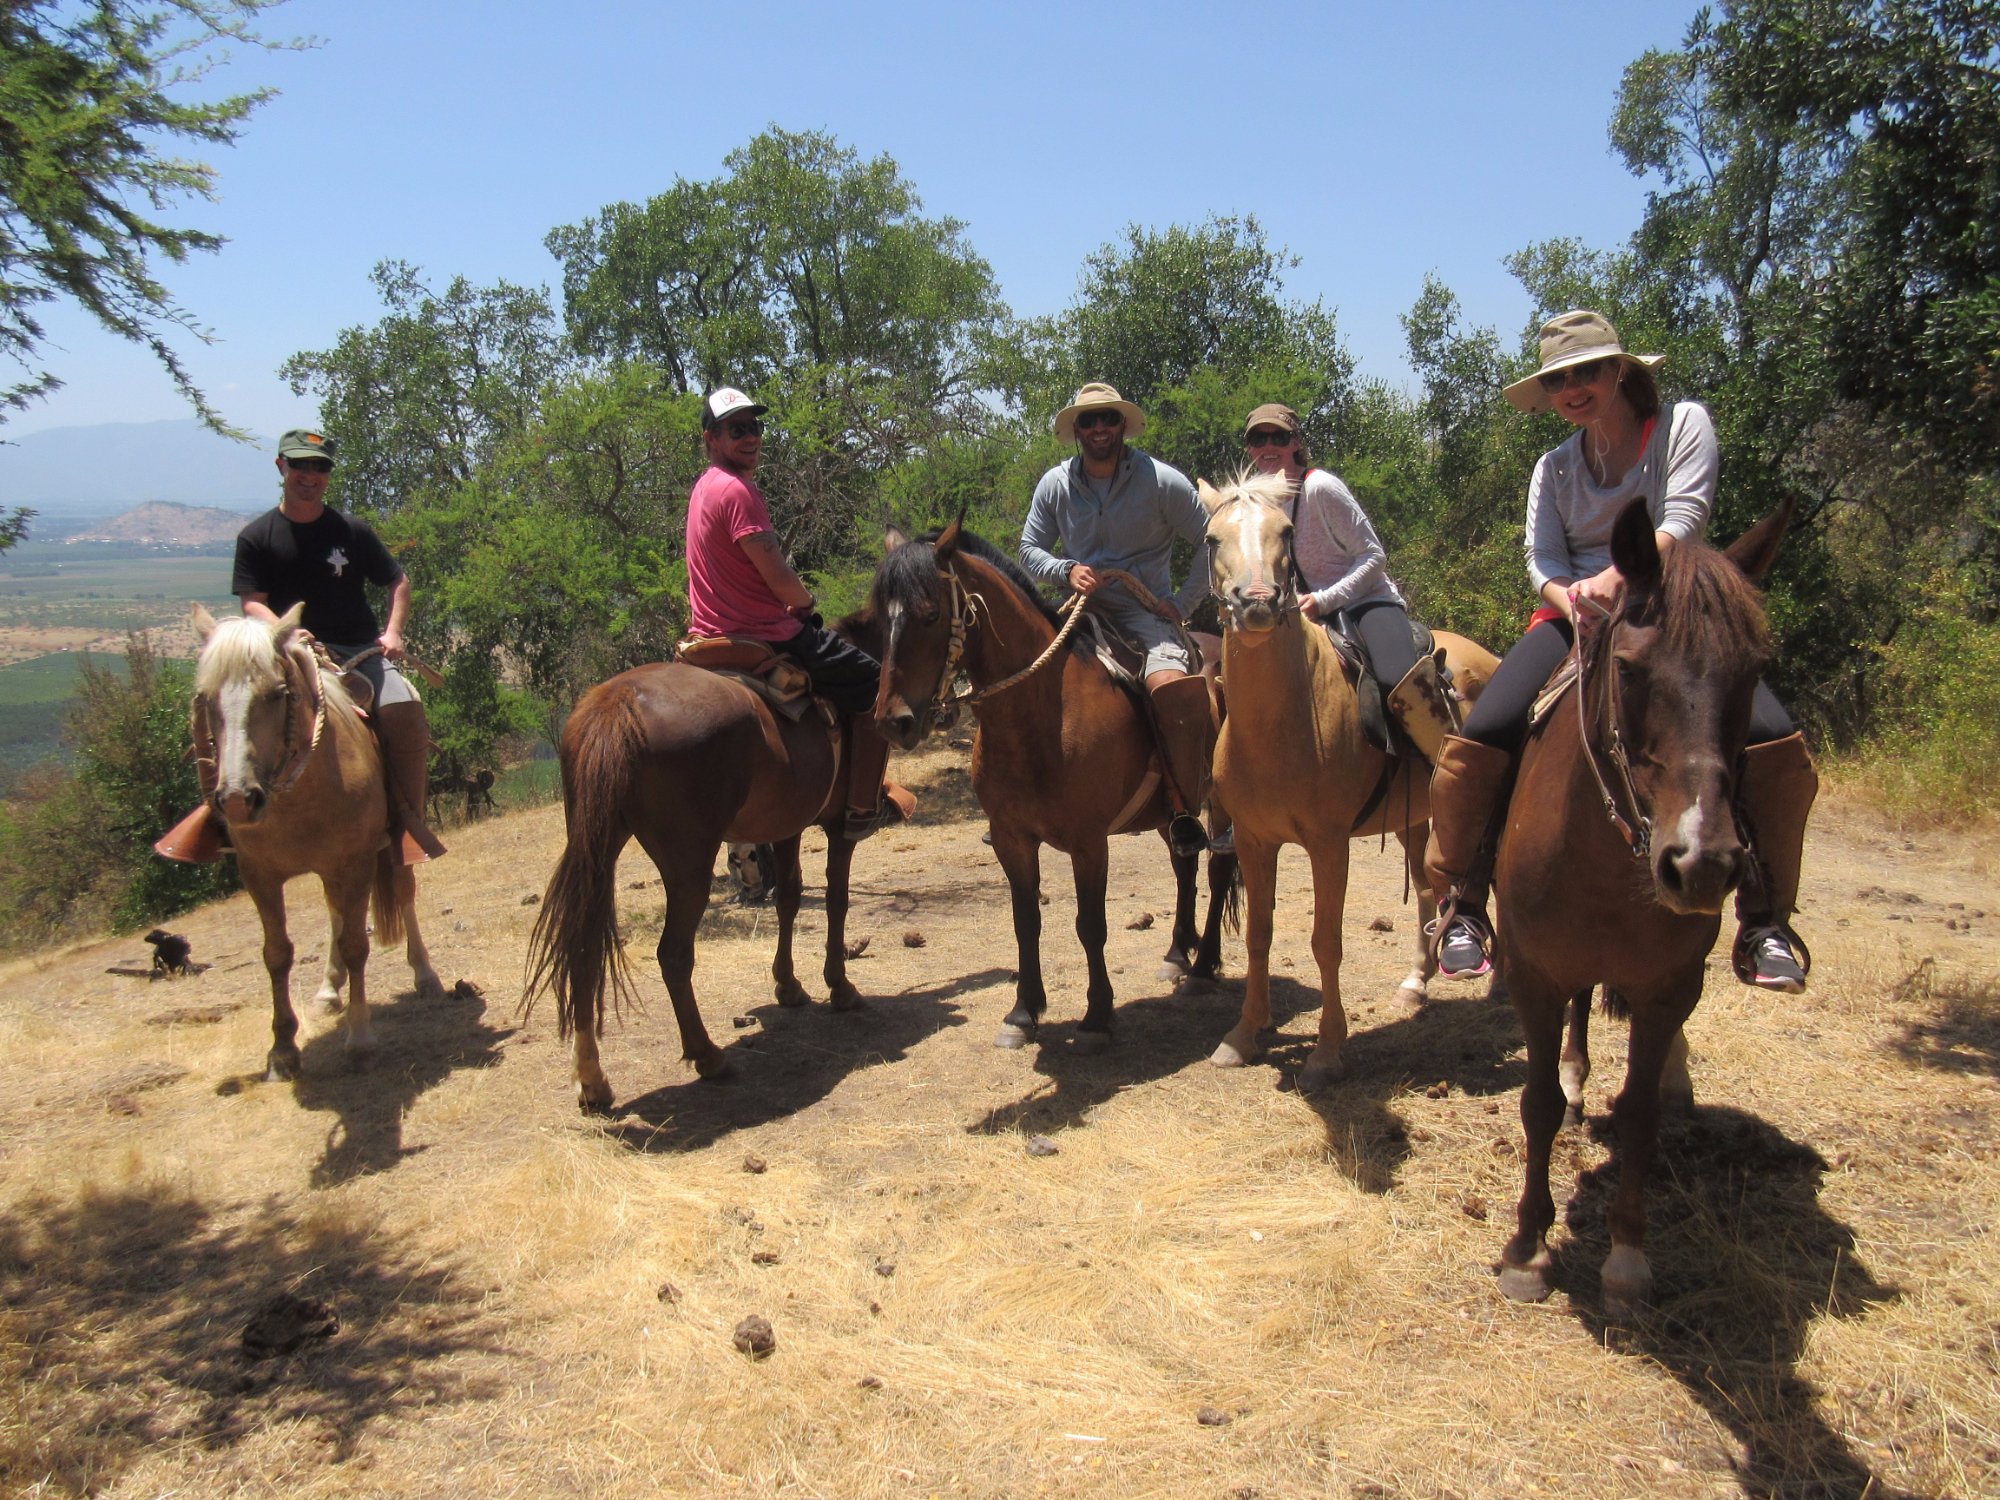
868,520,1050,751
1598,497,1784,914
1198,470,1299,633
192,601,323,827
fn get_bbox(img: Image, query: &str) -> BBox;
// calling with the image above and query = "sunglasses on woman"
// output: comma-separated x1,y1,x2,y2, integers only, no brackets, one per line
1537,358,1610,395
1245,429,1293,448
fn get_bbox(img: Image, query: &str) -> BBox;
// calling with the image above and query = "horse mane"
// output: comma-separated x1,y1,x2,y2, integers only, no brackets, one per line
1206,467,1296,511
877,526,1061,626
1644,539,1771,663
195,615,358,714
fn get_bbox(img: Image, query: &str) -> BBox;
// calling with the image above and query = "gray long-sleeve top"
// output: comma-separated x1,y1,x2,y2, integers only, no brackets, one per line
1525,401,1717,594
1019,448,1212,617
1290,467,1405,613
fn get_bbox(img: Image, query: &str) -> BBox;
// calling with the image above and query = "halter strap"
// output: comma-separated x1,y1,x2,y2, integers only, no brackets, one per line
264,640,331,797
1572,594,1652,858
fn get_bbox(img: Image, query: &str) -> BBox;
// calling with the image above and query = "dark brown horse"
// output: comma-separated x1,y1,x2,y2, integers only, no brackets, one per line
1494,496,1791,1317
869,523,1237,1047
522,613,885,1111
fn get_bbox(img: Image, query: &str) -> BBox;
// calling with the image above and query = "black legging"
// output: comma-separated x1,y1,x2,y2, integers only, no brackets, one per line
774,623,883,716
1462,618,1794,750
1342,598,1419,694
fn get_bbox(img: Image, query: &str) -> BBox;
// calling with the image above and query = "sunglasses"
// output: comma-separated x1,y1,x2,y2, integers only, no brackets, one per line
1245,429,1294,448
1074,410,1123,431
722,418,763,439
286,457,333,474
1537,358,1611,395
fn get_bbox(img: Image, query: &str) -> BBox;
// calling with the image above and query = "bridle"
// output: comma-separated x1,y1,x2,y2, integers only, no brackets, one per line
1572,593,1653,858
1204,492,1302,631
199,638,330,805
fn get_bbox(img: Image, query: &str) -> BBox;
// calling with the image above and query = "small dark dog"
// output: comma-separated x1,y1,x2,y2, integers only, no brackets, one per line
144,928,194,977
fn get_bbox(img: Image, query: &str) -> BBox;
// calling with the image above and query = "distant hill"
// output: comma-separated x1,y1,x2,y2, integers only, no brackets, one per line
67,501,259,547
0,419,280,517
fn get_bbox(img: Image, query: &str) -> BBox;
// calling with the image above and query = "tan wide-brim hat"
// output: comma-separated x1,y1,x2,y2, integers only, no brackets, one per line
1502,310,1666,413
1054,382,1147,442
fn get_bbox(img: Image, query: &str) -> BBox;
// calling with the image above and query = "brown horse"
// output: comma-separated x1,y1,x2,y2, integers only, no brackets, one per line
1494,496,1790,1317
869,523,1237,1047
188,603,441,1080
522,617,885,1110
1199,472,1498,1091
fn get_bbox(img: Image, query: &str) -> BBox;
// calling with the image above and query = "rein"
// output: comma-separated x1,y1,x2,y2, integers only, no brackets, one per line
1573,593,1652,858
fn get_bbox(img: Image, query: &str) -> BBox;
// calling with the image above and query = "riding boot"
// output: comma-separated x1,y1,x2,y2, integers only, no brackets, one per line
841,715,916,842
1150,673,1218,859
1422,734,1515,978
1731,731,1817,992
155,718,227,863
1386,653,1461,766
375,698,448,864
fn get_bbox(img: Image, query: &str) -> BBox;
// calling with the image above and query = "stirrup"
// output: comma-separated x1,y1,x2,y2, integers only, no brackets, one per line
842,783,916,842
1168,812,1208,859
1425,899,1493,980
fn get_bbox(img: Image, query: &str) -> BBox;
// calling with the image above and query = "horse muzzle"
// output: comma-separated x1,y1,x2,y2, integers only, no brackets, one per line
216,784,269,827
1650,828,1746,915
874,702,929,753
1221,584,1290,633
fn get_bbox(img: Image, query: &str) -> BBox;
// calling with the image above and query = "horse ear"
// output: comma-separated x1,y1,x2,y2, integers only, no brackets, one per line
1609,498,1662,595
273,601,308,646
191,603,218,642
1723,494,1795,584
1197,478,1223,514
935,516,962,563
884,525,909,553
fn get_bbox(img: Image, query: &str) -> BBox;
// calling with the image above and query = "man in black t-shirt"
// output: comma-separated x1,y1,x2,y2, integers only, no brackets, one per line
157,429,446,865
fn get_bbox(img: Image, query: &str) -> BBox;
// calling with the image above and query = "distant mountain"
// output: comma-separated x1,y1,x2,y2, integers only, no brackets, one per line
68,501,257,547
0,419,280,517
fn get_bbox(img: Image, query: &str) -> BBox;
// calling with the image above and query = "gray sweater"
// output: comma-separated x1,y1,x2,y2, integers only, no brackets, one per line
1020,448,1212,618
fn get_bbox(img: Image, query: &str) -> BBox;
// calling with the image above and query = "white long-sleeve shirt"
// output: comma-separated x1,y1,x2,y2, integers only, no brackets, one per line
1525,401,1717,595
1291,468,1404,613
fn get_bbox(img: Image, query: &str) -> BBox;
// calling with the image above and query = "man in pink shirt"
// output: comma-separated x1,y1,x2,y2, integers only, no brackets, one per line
685,387,905,839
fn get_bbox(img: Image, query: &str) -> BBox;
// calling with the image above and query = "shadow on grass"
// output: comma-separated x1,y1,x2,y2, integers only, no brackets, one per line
603,969,991,1153
289,981,510,1189
1888,956,2000,1080
1549,1104,1911,1500
0,1181,501,1494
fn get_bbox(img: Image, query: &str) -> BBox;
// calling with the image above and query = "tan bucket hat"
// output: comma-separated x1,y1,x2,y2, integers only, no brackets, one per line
1502,310,1666,413
1054,382,1147,442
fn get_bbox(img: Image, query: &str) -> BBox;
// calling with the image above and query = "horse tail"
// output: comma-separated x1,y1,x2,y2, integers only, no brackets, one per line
522,680,645,1041
370,844,406,948
1221,853,1244,937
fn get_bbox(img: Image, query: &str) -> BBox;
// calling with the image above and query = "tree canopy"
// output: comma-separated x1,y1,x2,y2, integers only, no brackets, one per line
0,0,296,433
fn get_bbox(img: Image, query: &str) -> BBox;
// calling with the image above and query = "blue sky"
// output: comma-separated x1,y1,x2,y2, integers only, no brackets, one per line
11,0,1699,444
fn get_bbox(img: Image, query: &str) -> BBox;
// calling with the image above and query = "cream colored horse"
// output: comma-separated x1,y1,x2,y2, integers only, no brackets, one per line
192,603,441,1080
1199,473,1497,1092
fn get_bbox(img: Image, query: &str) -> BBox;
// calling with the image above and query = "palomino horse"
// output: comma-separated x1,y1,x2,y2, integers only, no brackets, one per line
1495,497,1789,1317
1199,472,1498,1091
189,603,441,1080
522,615,885,1110
869,523,1238,1048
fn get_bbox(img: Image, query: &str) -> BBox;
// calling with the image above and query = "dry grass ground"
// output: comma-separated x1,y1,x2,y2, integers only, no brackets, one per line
0,742,1994,1499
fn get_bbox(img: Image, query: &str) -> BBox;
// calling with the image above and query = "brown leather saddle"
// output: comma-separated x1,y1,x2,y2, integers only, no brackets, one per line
674,635,828,723
1322,613,1442,754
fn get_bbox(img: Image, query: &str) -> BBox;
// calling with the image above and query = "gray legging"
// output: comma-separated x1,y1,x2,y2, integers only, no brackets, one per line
1341,599,1420,695
1462,618,1794,750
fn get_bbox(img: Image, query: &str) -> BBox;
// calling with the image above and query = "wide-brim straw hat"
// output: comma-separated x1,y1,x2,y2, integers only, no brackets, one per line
1054,382,1147,442
1502,310,1666,413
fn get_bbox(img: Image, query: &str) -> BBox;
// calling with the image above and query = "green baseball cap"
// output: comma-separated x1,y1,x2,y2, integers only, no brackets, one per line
278,428,338,462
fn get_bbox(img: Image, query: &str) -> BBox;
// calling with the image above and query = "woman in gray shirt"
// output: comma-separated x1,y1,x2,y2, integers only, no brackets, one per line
1241,403,1458,767
1422,311,1817,997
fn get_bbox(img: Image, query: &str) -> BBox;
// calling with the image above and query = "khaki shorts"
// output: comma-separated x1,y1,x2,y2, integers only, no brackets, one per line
1089,591,1195,677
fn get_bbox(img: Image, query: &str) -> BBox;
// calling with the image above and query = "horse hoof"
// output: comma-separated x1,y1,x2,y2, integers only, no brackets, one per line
576,1086,614,1116
1296,1056,1345,1094
415,973,445,999
995,1024,1033,1050
1600,1246,1652,1319
775,980,811,1008
1498,1264,1553,1304
1562,1102,1585,1131
1157,958,1189,984
694,1053,734,1082
313,994,343,1017
1396,979,1428,1008
828,984,867,1013
265,1050,301,1083
1073,1027,1113,1053
1660,1086,1696,1119
1208,1039,1258,1069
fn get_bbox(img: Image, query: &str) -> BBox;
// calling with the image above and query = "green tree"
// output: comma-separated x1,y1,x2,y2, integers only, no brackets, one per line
0,0,299,431
279,260,572,519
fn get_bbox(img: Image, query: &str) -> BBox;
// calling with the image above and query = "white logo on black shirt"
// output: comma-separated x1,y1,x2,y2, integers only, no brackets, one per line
327,547,349,577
